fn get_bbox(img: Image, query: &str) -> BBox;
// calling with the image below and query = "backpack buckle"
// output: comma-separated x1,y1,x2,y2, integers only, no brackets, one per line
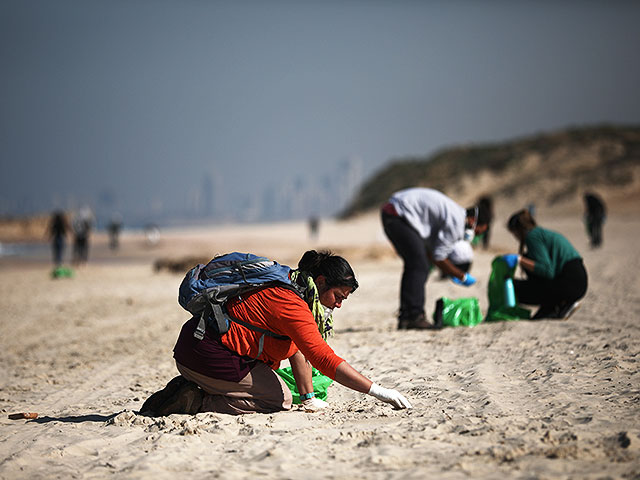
193,312,207,340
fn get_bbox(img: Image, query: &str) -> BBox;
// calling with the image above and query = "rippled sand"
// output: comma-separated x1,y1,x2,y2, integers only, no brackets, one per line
1,210,638,479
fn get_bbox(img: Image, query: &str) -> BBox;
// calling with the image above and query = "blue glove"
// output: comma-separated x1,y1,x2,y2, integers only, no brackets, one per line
452,273,476,287
502,254,519,269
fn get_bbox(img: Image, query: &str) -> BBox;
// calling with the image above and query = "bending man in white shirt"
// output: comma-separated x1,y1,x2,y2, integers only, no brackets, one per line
381,187,490,330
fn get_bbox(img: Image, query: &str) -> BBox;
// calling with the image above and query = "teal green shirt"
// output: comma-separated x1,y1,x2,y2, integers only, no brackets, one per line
525,227,581,279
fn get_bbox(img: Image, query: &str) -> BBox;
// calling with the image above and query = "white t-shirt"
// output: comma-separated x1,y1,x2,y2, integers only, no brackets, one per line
389,187,467,261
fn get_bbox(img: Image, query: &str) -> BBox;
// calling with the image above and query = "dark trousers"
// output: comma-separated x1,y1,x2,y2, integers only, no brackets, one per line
482,225,491,249
586,216,604,247
73,235,89,263
52,236,65,266
382,210,430,320
514,258,588,316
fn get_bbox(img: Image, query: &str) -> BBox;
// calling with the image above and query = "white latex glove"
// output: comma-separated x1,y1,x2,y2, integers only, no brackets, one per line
301,396,329,412
368,383,412,409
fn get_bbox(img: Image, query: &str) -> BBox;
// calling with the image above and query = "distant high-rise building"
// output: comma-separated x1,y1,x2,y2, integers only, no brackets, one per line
211,173,223,219
253,156,365,223
202,173,213,218
336,155,364,213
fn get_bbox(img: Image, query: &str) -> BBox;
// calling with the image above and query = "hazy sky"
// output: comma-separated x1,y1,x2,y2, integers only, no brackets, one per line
2,0,639,223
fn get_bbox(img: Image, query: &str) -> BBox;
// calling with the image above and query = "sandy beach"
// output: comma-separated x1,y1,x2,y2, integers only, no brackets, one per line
1,205,639,479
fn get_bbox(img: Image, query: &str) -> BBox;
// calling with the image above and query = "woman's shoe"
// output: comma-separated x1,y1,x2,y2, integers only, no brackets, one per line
140,376,188,415
556,301,581,320
155,381,204,416
532,305,556,320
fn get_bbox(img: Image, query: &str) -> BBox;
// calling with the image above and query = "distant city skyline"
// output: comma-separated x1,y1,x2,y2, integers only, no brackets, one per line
2,1,639,227
177,156,364,225
6,155,365,228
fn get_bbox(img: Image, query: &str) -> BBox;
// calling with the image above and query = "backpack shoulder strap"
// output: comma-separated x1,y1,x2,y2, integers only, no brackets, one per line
194,302,227,341
196,283,295,359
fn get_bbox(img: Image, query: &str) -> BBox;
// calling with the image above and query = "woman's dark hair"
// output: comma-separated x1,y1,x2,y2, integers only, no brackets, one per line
507,209,537,254
297,250,359,293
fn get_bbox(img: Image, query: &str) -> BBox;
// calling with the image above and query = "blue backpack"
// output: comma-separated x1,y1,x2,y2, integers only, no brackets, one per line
178,252,303,357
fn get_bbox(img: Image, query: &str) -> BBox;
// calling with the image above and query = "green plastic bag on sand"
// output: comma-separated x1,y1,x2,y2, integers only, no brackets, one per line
51,266,74,279
275,367,333,404
433,297,483,327
485,256,531,321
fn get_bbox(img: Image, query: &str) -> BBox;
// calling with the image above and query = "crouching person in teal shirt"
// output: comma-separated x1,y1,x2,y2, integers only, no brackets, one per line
502,209,588,320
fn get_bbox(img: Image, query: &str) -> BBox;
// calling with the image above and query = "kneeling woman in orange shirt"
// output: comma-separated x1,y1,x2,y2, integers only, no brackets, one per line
142,250,411,415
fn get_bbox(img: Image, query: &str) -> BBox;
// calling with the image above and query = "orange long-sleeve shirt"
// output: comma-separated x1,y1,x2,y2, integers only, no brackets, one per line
222,286,344,379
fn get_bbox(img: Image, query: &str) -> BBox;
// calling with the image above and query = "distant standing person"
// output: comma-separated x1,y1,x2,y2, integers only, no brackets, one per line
477,195,494,249
381,187,490,330
308,216,320,241
108,213,123,251
72,207,95,265
583,192,606,248
47,210,70,266
502,209,588,320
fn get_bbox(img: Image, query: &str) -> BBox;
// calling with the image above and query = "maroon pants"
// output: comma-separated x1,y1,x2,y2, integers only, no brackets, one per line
176,361,292,415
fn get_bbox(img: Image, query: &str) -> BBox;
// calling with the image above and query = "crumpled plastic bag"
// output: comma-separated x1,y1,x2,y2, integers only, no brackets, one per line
51,266,73,279
433,297,483,327
275,367,333,404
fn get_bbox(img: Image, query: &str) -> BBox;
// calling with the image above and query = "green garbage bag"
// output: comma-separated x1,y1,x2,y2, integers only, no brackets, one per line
51,266,74,279
485,256,530,321
275,367,333,404
433,297,483,327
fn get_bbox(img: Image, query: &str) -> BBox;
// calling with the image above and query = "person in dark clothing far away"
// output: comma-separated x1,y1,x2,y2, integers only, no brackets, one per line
47,210,70,266
477,195,494,250
583,192,606,248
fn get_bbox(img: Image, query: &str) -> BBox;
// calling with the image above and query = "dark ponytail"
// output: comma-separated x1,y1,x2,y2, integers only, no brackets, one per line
507,209,537,255
297,250,359,293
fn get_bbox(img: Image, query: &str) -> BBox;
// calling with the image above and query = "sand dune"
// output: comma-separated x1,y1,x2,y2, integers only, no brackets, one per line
1,208,638,479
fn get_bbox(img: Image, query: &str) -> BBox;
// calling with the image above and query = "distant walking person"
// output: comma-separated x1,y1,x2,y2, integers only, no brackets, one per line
47,210,70,266
72,207,95,265
583,192,606,248
381,188,490,330
502,209,588,320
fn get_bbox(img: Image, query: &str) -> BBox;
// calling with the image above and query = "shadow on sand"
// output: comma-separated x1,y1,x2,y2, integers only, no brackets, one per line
31,413,118,424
